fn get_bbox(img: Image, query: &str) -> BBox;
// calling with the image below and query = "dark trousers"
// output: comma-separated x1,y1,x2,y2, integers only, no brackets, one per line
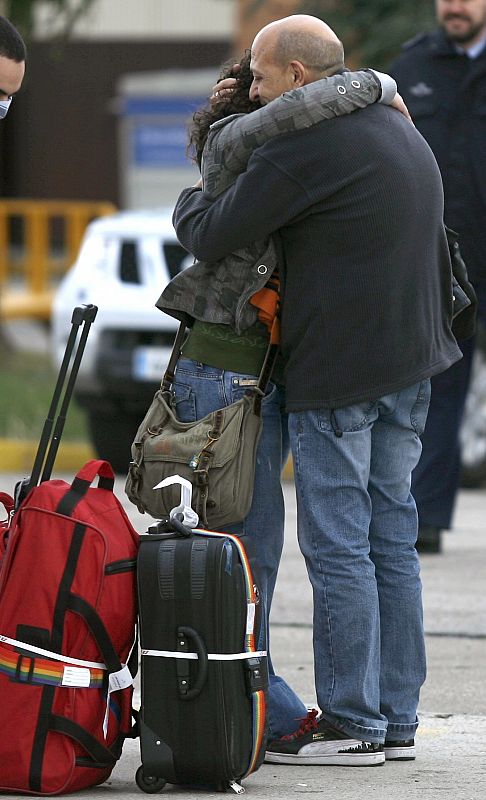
411,282,486,530
411,337,473,529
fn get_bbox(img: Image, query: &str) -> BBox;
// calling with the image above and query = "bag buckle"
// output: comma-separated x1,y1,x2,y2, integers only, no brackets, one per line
193,470,209,488
189,429,221,471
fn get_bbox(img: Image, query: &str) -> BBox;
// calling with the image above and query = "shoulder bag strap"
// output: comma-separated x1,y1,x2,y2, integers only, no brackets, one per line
161,321,187,394
252,315,280,415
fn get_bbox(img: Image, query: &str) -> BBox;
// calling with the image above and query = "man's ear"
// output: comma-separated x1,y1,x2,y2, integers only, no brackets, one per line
289,60,306,87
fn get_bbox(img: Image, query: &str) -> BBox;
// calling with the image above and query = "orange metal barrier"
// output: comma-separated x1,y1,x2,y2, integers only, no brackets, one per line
0,199,116,321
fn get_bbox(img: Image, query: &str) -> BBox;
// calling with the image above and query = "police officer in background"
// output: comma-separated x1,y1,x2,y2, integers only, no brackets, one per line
390,0,486,553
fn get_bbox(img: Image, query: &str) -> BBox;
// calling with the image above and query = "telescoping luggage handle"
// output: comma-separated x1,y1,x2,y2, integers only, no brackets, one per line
14,304,98,509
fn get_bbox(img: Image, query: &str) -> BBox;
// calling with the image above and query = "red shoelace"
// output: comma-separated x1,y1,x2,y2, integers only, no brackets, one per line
280,708,319,741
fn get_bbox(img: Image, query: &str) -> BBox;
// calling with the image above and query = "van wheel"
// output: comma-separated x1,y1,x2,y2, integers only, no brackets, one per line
86,408,140,474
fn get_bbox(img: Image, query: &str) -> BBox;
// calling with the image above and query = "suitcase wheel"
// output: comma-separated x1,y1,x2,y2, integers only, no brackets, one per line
135,766,167,793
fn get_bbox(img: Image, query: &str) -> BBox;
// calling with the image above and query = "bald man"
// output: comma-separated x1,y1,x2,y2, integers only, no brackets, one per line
248,14,407,120
249,15,343,103
0,16,26,120
175,14,461,766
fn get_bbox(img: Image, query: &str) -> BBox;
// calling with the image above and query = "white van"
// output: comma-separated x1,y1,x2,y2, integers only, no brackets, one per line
51,208,191,471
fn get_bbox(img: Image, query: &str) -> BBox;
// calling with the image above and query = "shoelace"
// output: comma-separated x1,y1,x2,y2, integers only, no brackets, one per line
280,708,319,741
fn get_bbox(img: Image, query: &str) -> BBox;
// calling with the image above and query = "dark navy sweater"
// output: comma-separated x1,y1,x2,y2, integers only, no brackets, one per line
174,104,461,411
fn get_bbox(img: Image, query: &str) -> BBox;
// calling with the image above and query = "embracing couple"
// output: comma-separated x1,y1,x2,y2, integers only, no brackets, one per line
158,13,461,767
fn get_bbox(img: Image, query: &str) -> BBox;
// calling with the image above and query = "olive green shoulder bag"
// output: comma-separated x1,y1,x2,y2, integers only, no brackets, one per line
125,321,278,529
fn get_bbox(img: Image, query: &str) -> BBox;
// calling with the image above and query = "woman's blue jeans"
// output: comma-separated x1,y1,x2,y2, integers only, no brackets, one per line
171,357,307,738
289,380,431,743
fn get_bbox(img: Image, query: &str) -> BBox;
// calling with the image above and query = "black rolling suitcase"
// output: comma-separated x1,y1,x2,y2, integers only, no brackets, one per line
135,493,268,794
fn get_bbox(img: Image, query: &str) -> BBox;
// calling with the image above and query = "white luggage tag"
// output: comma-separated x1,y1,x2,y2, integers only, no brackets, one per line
153,475,199,528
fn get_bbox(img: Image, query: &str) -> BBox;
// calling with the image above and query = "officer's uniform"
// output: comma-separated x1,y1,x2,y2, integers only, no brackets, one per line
390,29,486,550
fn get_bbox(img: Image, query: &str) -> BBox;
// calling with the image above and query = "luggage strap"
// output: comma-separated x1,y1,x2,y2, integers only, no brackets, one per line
0,634,134,739
194,529,266,778
0,635,133,692
141,649,267,661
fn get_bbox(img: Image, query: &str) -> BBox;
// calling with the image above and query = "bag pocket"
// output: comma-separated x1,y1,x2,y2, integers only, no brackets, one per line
171,381,197,421
125,390,262,529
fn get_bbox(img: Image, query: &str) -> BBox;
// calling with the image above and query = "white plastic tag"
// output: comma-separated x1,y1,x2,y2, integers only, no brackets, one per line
108,664,133,693
103,697,110,739
103,665,133,739
229,782,245,794
62,666,91,687
246,603,255,635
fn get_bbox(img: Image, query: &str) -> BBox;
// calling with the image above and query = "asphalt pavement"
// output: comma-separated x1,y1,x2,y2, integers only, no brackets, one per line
1,472,484,799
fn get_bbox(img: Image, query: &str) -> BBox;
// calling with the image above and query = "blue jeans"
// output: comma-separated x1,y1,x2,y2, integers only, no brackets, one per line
172,357,307,738
289,380,431,743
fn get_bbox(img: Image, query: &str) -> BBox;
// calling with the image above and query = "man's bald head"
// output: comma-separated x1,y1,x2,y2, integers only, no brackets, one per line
254,15,343,71
249,14,344,105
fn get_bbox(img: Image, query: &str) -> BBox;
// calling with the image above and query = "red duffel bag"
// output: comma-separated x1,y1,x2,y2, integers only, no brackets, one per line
0,460,139,795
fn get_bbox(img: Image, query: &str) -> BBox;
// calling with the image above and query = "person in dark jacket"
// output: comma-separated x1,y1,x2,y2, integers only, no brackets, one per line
390,0,486,553
174,13,462,767
0,15,26,119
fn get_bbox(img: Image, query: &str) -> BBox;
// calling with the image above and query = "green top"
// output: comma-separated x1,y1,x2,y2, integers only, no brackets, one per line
182,320,269,375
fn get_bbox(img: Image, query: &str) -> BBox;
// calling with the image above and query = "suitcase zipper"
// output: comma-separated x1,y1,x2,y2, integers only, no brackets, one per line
104,558,137,575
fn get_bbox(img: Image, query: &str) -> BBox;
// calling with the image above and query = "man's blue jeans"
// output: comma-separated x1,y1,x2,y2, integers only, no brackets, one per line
289,380,431,743
172,357,307,738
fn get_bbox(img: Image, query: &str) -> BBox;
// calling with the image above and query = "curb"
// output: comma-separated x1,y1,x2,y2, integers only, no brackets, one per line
0,439,95,474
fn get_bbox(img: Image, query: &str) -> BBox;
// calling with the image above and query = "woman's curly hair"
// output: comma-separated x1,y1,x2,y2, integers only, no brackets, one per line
188,50,260,166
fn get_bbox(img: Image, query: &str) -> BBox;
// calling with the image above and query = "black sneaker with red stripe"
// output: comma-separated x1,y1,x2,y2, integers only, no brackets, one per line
265,709,385,766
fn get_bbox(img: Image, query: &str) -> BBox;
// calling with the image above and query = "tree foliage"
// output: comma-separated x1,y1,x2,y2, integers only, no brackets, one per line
1,0,95,38
234,0,436,68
